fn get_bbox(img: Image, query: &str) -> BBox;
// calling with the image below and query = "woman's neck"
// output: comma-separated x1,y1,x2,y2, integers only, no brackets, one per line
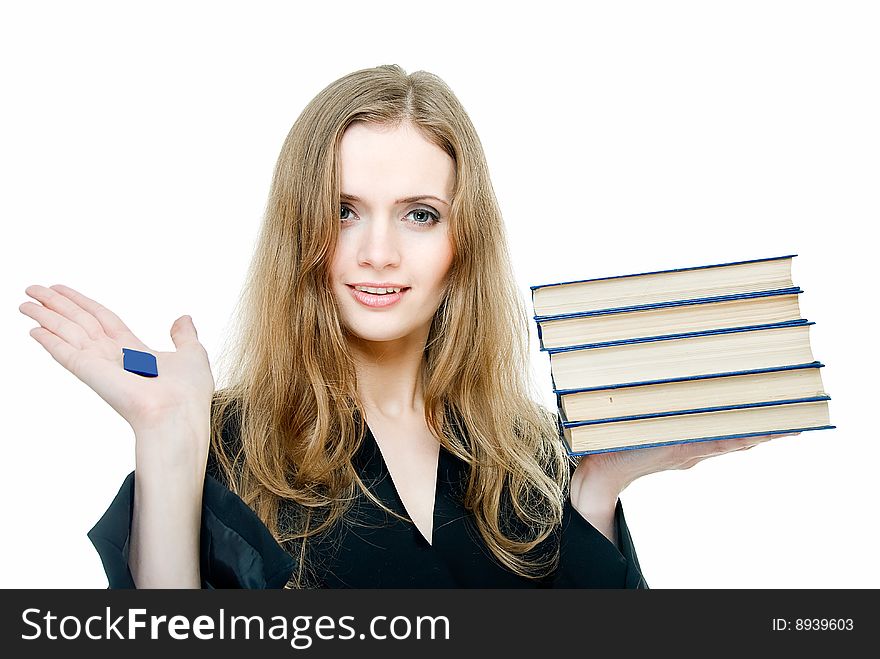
350,330,428,420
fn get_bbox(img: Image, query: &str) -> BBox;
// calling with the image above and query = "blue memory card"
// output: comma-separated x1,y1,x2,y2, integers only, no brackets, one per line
122,348,158,377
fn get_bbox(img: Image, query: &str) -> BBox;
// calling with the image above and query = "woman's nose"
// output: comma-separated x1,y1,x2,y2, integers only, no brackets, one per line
357,215,402,267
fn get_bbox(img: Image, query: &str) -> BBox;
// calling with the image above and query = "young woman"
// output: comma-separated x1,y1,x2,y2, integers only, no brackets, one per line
20,64,796,588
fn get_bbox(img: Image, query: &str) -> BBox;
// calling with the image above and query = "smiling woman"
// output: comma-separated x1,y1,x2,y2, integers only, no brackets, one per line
26,64,657,589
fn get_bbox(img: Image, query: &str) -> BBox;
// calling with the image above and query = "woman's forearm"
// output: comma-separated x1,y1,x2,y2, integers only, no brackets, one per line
129,420,210,588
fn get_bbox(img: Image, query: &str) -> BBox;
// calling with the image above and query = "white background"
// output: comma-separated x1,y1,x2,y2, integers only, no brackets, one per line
3,0,877,588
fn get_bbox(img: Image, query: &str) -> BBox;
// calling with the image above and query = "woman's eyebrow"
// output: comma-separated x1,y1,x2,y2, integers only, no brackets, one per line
340,193,450,207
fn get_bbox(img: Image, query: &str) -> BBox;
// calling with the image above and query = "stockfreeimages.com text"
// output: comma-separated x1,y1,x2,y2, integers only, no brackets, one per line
21,607,450,649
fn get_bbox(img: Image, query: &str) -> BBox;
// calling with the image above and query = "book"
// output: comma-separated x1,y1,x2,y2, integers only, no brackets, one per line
547,320,815,391
531,255,835,455
535,287,803,351
558,398,833,455
531,254,796,318
558,362,827,423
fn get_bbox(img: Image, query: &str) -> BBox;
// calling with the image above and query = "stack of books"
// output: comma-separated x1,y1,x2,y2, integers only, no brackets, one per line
530,255,835,455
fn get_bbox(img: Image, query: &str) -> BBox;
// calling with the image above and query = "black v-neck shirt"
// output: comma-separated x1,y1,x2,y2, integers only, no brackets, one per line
88,420,648,589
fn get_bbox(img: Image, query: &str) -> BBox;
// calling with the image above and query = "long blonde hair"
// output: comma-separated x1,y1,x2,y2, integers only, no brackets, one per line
209,64,572,587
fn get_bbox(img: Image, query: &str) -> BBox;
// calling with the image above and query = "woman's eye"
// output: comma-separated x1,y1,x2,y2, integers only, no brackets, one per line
406,208,440,226
340,205,355,221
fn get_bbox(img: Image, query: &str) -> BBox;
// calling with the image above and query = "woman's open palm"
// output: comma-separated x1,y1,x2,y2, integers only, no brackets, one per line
572,430,802,506
19,284,215,433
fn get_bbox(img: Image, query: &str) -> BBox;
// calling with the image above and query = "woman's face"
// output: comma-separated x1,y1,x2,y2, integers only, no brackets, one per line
330,120,455,347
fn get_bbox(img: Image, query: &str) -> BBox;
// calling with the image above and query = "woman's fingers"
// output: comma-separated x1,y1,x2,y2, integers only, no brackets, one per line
21,284,154,378
678,436,776,470
23,284,148,351
27,325,81,374
20,290,92,349
24,284,104,339
680,433,801,466
678,456,703,470
47,284,137,342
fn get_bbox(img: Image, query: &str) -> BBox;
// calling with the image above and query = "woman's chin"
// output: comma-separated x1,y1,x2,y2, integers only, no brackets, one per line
342,318,430,345
348,328,409,343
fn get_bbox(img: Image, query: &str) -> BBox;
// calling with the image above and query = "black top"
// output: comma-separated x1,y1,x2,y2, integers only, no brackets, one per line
88,420,648,589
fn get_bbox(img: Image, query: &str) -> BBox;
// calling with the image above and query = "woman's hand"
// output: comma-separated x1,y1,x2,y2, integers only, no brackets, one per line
20,284,215,435
568,432,800,547
570,432,801,513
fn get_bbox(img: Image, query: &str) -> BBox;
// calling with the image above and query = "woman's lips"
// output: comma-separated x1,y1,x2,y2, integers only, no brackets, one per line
347,285,409,308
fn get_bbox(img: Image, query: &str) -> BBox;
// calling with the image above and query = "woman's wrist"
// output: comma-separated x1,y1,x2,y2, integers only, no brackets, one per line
571,457,626,506
134,417,211,483
570,475,619,521
569,459,624,547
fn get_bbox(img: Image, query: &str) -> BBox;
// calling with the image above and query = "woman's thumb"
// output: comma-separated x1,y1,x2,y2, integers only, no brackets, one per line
170,314,199,350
